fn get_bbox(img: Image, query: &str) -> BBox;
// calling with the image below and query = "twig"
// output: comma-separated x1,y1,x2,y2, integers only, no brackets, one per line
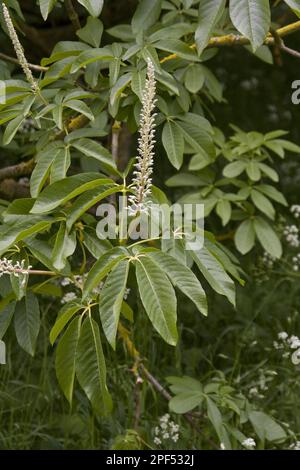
279,43,300,59
0,115,89,183
0,159,35,183
64,0,81,31
160,20,300,63
118,323,219,449
0,52,48,71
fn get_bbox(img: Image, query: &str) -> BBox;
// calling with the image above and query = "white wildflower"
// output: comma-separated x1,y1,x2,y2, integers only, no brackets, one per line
291,348,300,365
291,205,300,219
278,331,288,340
290,441,300,450
61,278,71,287
2,4,39,92
262,251,275,269
220,442,226,450
249,387,259,397
154,437,161,446
283,225,299,248
242,438,256,449
123,287,131,300
290,338,300,349
153,413,180,445
0,258,32,277
61,292,77,304
128,58,157,215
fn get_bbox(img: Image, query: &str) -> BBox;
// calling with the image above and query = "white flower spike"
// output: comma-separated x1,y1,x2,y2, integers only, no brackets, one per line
2,3,39,93
128,58,157,215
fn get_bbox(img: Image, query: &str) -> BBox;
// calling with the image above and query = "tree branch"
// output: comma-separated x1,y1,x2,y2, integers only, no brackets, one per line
0,159,35,183
0,52,48,71
160,20,300,63
64,0,81,32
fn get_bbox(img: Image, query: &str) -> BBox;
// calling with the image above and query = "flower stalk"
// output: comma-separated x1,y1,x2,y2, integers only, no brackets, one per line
2,3,39,93
128,59,157,215
0,258,56,277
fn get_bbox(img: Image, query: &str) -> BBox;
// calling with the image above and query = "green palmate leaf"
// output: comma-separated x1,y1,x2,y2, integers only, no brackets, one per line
216,199,231,226
234,219,255,254
50,302,83,345
257,185,287,206
63,100,94,121
50,146,71,183
223,161,246,178
169,391,203,414
25,238,71,276
162,121,184,169
31,173,112,213
77,0,104,17
249,411,287,442
14,293,40,356
51,222,76,270
258,163,278,182
82,229,112,259
188,149,213,170
30,143,64,197
269,139,300,153
76,316,113,415
83,247,128,300
147,250,207,316
110,73,132,106
55,315,82,404
246,160,261,181
167,375,203,394
154,39,198,61
66,184,119,230
70,47,113,73
253,216,282,258
229,0,271,51
0,218,55,256
149,23,193,41
77,17,104,47
39,0,57,20
0,302,16,340
71,138,117,175
206,240,244,284
176,115,215,157
131,0,163,34
135,256,178,346
184,65,205,93
191,246,235,305
195,0,226,55
42,42,90,66
251,189,275,219
131,69,146,100
3,114,26,145
206,396,231,450
99,259,130,349
3,199,34,223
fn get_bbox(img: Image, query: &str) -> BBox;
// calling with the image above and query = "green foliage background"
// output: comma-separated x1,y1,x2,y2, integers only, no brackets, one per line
1,0,300,450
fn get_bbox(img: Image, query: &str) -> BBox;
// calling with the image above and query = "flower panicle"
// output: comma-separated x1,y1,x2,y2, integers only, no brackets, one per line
0,257,32,277
128,58,157,215
2,3,39,92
